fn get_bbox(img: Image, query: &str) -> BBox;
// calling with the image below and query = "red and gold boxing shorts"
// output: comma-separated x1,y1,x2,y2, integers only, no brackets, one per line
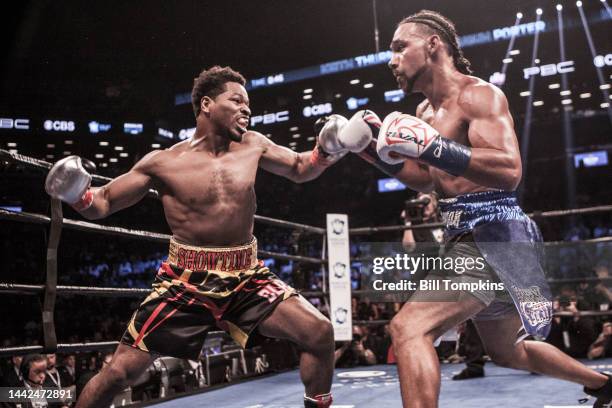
121,237,296,359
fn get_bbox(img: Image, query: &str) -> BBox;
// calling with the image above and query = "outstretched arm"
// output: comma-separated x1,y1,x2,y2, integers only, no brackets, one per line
81,151,160,219
257,133,333,183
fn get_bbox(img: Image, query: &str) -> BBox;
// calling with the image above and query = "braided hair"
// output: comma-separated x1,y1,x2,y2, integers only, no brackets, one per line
399,10,473,75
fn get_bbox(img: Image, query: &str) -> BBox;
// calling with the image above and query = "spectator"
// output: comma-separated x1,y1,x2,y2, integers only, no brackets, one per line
546,295,598,358
57,354,76,388
1,356,23,387
588,322,612,359
334,326,377,367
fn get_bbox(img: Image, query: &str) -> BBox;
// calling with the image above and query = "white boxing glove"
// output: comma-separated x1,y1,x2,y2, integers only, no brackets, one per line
45,156,94,210
316,114,349,155
376,112,472,176
337,110,382,153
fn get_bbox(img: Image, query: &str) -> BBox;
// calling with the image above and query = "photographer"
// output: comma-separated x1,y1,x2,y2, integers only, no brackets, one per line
401,192,444,253
334,326,377,368
588,322,612,359
546,293,598,358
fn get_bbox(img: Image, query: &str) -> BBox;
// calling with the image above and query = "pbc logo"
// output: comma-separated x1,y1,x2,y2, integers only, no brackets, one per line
0,118,29,130
523,60,574,79
250,110,289,127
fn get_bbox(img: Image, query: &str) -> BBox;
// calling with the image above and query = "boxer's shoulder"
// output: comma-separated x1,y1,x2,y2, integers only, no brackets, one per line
457,77,510,119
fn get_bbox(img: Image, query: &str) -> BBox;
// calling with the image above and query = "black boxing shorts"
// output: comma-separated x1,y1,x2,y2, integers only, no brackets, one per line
121,237,296,359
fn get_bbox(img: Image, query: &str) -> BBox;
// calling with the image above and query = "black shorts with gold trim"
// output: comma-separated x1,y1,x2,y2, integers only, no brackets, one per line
121,237,296,360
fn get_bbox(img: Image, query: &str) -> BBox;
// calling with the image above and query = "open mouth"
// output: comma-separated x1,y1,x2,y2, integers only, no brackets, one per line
236,117,249,133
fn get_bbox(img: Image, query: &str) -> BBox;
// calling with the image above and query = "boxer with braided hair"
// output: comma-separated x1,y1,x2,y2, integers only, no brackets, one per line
399,10,473,75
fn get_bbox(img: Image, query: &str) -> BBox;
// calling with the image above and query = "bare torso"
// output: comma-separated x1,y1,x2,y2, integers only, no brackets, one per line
418,77,498,198
147,133,264,246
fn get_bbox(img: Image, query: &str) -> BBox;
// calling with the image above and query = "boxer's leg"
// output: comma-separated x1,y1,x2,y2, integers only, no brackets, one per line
76,344,154,408
475,312,608,389
390,295,485,408
258,295,334,401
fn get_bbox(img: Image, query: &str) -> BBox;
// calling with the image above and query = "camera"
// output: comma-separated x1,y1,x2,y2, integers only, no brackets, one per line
404,196,430,224
558,295,571,308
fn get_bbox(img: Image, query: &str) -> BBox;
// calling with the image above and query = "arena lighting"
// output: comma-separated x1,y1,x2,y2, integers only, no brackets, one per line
518,10,542,203
350,79,360,85
303,88,313,94
8,149,17,154
303,94,312,100
109,158,118,163
99,141,109,146
520,91,531,96
7,142,16,147
536,8,543,15
562,99,573,104
556,5,577,208
100,163,108,168
577,1,612,125
576,1,582,7
307,136,315,141
119,153,129,158
289,142,297,147
292,134,301,139
151,143,160,148
46,155,54,159
363,83,374,88
556,4,563,11
334,93,342,98
602,102,611,108
64,140,73,145
46,144,54,148
580,93,592,98
560,90,572,96
495,13,524,88
289,126,299,131
95,154,104,159
533,100,544,106
63,151,71,156
114,146,124,151
601,84,611,90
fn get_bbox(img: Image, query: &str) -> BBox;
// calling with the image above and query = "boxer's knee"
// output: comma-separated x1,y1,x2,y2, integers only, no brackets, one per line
101,364,130,390
390,314,427,348
304,318,334,355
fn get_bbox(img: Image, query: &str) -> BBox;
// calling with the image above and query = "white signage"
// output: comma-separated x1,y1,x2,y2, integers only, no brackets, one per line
158,128,174,139
250,110,289,127
523,60,574,79
327,214,352,341
178,127,195,140
0,118,29,130
594,54,612,68
303,103,332,118
44,120,75,132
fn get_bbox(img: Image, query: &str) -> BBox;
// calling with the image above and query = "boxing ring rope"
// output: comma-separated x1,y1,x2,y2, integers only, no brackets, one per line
1,148,329,359
2,148,611,357
348,205,612,235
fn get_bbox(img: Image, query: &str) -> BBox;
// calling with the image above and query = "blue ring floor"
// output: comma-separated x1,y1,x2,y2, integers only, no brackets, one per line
152,359,612,407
